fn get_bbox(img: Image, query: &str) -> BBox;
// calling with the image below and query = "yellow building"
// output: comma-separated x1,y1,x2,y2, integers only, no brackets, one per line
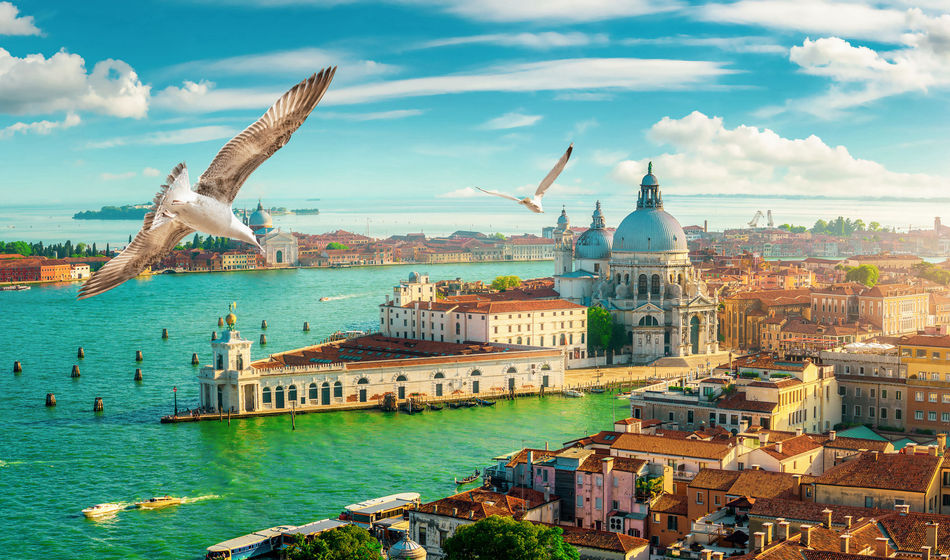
720,289,812,351
813,451,942,513
899,334,950,433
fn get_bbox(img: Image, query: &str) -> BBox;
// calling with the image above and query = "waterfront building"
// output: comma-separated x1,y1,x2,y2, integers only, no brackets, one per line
197,313,564,414
820,343,907,430
69,263,90,280
899,334,950,433
260,229,298,267
554,165,719,363
408,487,559,560
812,283,929,336
380,272,590,366
220,251,258,270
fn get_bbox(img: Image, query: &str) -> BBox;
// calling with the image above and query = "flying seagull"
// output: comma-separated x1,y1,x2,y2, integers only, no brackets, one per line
474,143,572,213
78,67,336,299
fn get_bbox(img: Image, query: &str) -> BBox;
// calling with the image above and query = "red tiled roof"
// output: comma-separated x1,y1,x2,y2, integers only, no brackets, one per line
610,433,735,460
557,525,649,553
816,452,941,493
749,497,891,525
650,493,687,515
899,334,950,349
718,393,778,413
761,435,823,460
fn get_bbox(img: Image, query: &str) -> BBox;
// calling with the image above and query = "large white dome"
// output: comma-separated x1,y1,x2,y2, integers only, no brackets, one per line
612,163,686,253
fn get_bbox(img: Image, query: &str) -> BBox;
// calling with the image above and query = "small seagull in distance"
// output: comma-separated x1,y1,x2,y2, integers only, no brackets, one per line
475,143,572,213
79,67,336,299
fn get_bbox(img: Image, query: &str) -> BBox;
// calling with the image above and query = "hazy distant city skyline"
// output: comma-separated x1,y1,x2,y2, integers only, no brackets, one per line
1,0,949,216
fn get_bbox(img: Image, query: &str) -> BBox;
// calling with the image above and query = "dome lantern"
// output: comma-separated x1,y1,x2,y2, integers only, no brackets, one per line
613,163,687,253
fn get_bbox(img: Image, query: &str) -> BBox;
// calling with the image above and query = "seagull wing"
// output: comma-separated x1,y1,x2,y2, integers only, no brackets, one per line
475,187,522,203
534,143,573,198
195,67,336,204
78,218,193,300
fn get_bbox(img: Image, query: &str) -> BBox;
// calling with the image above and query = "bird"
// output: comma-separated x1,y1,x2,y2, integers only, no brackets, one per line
474,143,572,213
78,67,336,299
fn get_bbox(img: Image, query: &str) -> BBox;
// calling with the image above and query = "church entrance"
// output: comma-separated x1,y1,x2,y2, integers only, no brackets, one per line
276,250,283,264
690,316,700,355
243,385,256,412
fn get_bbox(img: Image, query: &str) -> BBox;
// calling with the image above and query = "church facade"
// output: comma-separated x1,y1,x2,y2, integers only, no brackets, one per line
554,165,719,363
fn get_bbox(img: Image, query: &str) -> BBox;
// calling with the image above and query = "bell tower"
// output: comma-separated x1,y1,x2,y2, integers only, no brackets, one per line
201,302,254,413
553,207,573,275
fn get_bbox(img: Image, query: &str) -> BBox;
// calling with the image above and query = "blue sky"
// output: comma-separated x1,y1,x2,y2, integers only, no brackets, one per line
1,0,949,221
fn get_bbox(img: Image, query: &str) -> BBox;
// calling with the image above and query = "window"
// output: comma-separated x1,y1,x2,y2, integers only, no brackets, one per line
855,388,862,398
896,409,902,420
595,497,603,510
865,496,874,508
870,389,876,398
918,349,927,358
896,391,902,401
944,395,950,404
577,474,583,486
916,391,925,402
262,387,271,404
916,411,925,420
576,496,583,507
882,389,887,399
669,411,675,422
696,492,704,504
653,514,660,524
929,411,937,421
667,516,679,531
418,526,427,546
839,386,847,396
333,381,342,398
868,407,875,418
714,495,721,505
943,413,950,423
931,393,939,403
881,408,887,420
596,476,603,487
854,405,862,417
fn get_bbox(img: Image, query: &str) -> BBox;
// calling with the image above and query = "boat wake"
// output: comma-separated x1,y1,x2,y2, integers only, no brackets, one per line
322,291,373,302
181,494,221,504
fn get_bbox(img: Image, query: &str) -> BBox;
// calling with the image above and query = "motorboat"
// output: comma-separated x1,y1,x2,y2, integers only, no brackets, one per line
206,525,297,560
563,389,584,398
0,285,29,291
135,495,182,509
82,502,124,518
319,297,330,302
615,392,632,400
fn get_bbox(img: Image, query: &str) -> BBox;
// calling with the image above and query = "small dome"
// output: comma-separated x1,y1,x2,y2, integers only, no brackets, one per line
408,271,420,282
576,228,612,260
613,209,687,253
389,534,427,559
641,161,659,187
248,201,273,229
556,207,569,227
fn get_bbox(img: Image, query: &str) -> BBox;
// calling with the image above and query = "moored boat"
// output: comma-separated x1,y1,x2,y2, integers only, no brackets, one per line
615,391,632,399
82,502,124,518
206,525,297,560
474,398,495,407
563,389,584,398
338,493,421,529
135,495,181,509
0,285,30,291
454,469,480,485
590,386,605,393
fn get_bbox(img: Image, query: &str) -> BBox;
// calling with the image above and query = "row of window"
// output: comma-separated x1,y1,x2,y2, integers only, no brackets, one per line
914,391,950,403
844,404,902,420
915,410,950,422
840,387,902,400
835,364,898,377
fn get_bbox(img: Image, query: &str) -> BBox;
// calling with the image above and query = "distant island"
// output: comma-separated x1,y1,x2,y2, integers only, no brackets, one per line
294,208,320,215
73,204,150,220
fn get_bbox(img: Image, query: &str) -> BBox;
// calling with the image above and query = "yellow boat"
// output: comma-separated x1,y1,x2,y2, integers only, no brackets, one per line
135,495,182,509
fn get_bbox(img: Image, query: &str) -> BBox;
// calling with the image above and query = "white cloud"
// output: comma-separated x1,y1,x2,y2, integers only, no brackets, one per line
438,186,482,198
611,111,947,197
142,167,160,177
167,47,399,81
88,125,236,149
480,111,542,130
100,171,137,181
317,109,424,121
0,112,79,138
416,32,609,50
156,57,731,112
621,35,786,54
572,118,599,136
554,92,615,101
0,2,39,35
0,48,149,118
697,0,911,42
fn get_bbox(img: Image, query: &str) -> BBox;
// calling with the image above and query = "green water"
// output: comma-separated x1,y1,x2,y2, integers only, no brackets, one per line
1,262,625,559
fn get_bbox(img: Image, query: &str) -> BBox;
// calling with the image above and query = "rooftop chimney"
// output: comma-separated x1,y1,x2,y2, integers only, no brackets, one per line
526,450,534,487
844,515,853,529
924,546,933,560
927,522,940,551
702,550,713,560
841,534,852,554
896,504,911,514
776,441,784,454
763,522,774,545
875,537,889,557
754,532,765,551
796,427,803,436
829,430,837,441
801,525,813,547
713,553,724,560
452,508,458,517
778,520,791,541
759,432,770,446
938,433,947,455
822,509,833,529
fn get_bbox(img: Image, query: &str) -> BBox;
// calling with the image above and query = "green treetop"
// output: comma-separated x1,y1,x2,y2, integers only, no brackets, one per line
845,264,880,287
491,275,522,291
285,525,381,560
443,516,579,560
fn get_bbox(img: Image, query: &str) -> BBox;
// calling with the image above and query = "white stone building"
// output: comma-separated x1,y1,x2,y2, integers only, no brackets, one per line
554,164,719,363
261,229,298,267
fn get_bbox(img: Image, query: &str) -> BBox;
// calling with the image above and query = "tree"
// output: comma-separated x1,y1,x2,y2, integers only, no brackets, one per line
285,525,381,560
846,264,880,287
326,242,350,250
491,275,521,291
492,232,506,240
443,516,579,560
587,307,612,353
869,221,881,231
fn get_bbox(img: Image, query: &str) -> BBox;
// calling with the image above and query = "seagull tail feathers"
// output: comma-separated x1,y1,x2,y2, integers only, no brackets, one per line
149,163,191,230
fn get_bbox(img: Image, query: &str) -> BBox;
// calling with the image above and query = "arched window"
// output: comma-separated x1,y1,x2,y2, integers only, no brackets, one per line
507,366,517,374
236,354,244,370
678,273,685,286
638,274,648,295
321,381,330,404
434,372,445,379
559,333,567,346
216,354,224,370
396,375,408,382
308,383,318,400
470,370,482,376
651,274,660,295
275,386,285,408
357,377,369,384
455,322,461,335
333,380,343,398
262,387,272,404
516,336,522,345
288,385,298,402
541,363,551,370
624,273,630,285
639,315,659,326
276,250,283,264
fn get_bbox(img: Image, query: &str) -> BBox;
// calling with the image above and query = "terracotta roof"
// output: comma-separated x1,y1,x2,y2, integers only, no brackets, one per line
877,511,950,554
816,452,941,493
748,378,803,388
505,448,559,468
610,433,735,460
718,393,778,413
689,469,741,491
749,497,891,526
899,334,950,349
416,487,555,522
817,436,890,452
650,493,687,515
761,435,823,460
863,284,924,298
690,468,810,499
557,525,649,553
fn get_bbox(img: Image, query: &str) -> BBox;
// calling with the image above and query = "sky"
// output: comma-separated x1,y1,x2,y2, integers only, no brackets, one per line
1,0,950,229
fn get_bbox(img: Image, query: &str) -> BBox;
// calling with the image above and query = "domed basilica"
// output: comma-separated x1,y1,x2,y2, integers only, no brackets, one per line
554,164,718,363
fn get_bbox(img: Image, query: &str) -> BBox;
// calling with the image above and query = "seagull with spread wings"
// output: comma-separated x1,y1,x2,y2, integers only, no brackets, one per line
474,143,572,213
78,67,336,299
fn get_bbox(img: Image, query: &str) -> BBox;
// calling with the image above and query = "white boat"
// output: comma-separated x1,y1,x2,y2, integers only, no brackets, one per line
615,392,632,400
563,389,584,398
205,525,297,560
82,502,124,518
339,492,421,529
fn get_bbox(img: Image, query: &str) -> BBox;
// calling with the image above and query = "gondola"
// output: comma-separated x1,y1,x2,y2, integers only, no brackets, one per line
454,469,480,485
427,403,444,411
474,398,495,407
